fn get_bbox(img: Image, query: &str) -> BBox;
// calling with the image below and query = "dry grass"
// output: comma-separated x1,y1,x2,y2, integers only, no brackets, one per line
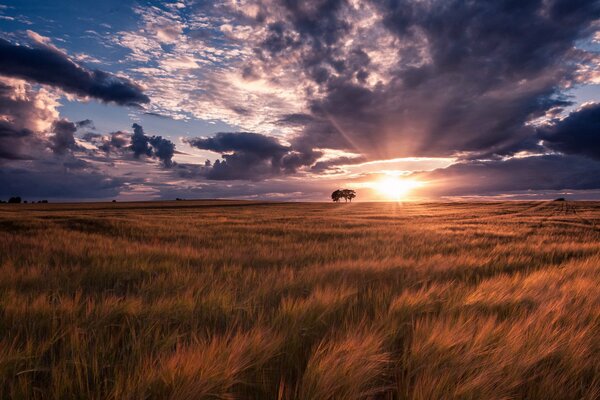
0,200,599,399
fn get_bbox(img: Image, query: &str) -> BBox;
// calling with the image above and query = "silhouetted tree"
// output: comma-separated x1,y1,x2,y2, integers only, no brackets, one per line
331,189,357,202
8,196,21,204
331,190,343,202
342,189,356,202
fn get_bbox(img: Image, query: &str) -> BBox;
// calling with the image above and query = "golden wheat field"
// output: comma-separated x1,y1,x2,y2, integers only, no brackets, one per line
0,200,599,399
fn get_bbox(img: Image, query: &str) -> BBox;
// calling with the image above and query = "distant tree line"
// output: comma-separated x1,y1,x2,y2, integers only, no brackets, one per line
331,189,356,202
0,197,48,204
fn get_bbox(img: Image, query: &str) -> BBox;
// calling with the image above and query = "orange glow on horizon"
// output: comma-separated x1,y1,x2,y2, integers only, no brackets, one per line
372,176,423,201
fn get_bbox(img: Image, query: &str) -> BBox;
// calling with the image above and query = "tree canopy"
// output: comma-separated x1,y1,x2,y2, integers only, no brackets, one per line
331,189,356,202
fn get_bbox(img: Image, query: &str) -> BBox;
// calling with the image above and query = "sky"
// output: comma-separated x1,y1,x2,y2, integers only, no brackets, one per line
1,0,600,202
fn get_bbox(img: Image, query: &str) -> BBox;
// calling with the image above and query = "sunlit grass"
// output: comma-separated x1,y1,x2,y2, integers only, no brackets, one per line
0,200,599,399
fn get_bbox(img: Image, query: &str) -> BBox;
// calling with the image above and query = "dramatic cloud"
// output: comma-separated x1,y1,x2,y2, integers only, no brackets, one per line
0,78,93,159
50,119,78,154
0,38,149,106
130,123,153,158
538,103,600,159
148,135,176,168
1,1,600,200
185,132,320,180
265,0,599,160
130,123,175,167
0,77,59,160
116,1,600,163
0,75,132,200
79,124,176,169
188,132,289,158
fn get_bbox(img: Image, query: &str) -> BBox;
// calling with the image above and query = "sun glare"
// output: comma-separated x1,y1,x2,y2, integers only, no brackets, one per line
373,177,422,201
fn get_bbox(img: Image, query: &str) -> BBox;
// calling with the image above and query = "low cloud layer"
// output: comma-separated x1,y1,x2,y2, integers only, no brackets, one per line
0,163,126,200
417,155,600,198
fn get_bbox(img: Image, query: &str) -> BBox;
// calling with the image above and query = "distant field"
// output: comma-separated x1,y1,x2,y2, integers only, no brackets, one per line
1,200,599,399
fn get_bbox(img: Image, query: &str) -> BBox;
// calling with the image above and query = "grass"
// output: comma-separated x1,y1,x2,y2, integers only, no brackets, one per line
0,200,599,399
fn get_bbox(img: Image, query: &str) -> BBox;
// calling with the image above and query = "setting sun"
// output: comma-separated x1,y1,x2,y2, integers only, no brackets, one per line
373,177,422,200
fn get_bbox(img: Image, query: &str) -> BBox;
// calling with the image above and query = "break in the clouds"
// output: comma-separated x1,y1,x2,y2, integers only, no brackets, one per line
0,0,600,200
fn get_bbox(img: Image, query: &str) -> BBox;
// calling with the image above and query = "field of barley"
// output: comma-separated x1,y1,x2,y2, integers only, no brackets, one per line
0,200,599,399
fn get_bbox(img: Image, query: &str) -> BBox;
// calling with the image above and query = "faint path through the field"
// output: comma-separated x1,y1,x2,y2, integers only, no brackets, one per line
519,200,600,237
452,200,600,239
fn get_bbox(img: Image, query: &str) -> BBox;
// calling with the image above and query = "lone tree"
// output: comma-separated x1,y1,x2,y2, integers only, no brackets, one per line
331,189,356,202
342,189,356,202
8,196,21,204
331,189,343,202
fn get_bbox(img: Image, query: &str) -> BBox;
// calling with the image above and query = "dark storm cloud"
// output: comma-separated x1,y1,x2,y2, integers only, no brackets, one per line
261,22,300,55
417,155,600,197
130,123,175,167
260,0,348,52
185,132,321,180
280,148,322,172
188,132,288,157
265,0,599,160
80,124,175,167
50,119,78,154
0,38,149,106
148,135,175,168
130,123,152,158
256,0,353,86
538,103,600,159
